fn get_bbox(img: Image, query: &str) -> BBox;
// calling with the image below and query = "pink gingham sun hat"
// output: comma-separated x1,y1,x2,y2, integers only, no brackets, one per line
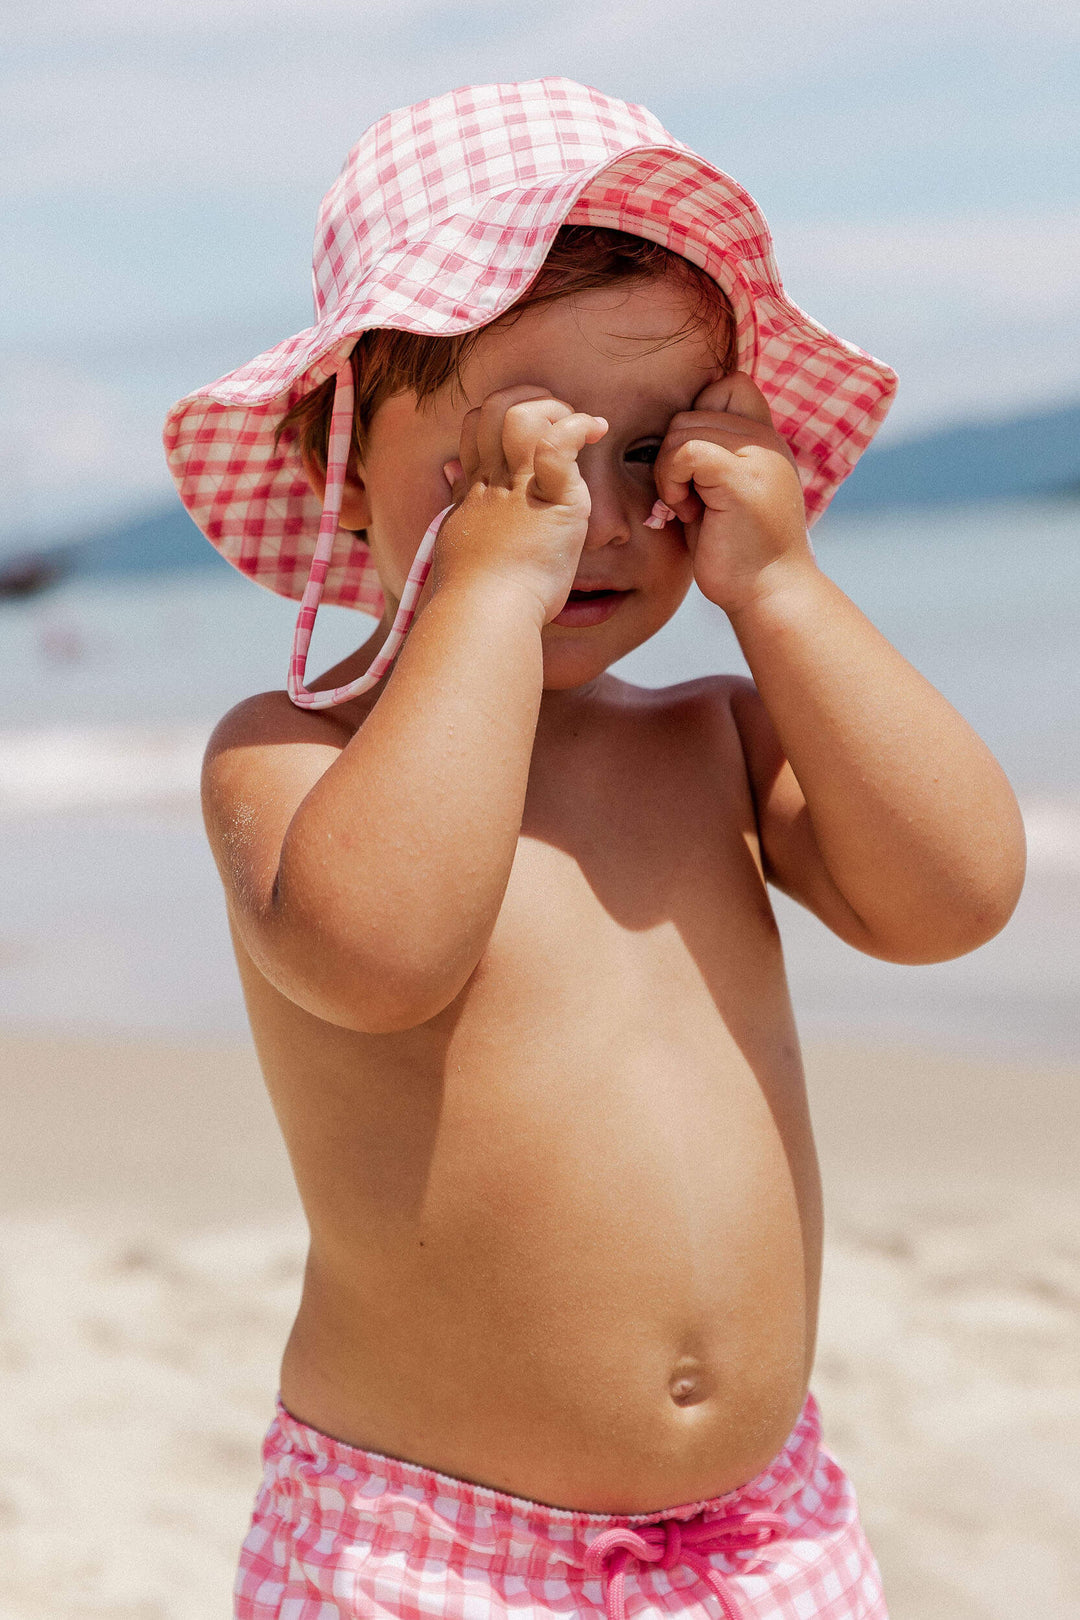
163,76,897,709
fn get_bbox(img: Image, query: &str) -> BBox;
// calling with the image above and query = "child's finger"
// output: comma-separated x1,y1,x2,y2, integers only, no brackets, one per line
528,413,607,503
653,437,733,520
476,386,559,482
500,395,577,475
692,370,774,427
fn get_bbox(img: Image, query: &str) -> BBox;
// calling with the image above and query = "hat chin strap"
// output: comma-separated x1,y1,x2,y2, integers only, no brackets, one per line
287,360,452,710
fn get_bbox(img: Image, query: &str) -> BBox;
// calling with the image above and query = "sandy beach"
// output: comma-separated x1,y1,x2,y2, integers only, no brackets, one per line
1,1031,1077,1620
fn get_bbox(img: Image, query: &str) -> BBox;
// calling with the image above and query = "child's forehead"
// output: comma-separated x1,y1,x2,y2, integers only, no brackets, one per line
456,280,720,405
485,271,707,345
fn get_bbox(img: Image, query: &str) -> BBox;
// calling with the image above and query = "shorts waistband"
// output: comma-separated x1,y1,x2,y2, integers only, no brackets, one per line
264,1389,823,1534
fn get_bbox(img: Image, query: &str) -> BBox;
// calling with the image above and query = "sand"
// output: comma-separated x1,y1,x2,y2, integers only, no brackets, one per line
1,1032,1077,1620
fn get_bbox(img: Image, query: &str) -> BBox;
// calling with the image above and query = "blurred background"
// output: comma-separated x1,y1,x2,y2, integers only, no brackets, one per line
1,4,1078,1617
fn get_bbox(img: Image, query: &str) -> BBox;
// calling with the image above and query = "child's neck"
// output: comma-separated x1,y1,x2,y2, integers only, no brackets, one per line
534,674,613,739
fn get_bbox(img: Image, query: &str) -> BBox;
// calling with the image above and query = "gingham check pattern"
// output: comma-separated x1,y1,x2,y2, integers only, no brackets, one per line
163,77,897,635
234,1392,887,1619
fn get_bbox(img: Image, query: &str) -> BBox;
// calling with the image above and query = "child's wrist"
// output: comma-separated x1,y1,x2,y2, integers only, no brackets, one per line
429,566,549,635
722,551,824,636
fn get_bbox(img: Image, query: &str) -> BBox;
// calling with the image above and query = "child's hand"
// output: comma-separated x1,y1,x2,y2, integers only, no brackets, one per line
433,384,608,626
652,373,813,616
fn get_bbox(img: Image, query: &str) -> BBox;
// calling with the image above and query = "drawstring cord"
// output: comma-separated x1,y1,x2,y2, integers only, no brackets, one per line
583,1509,786,1620
287,359,450,709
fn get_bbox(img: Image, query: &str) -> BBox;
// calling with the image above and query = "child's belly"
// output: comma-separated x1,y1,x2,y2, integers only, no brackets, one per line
245,836,823,1513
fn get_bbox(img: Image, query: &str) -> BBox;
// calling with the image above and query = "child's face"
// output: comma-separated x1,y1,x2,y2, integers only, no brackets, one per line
345,270,724,690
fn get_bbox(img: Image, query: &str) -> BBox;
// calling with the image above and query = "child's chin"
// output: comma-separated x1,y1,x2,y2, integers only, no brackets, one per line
540,640,631,691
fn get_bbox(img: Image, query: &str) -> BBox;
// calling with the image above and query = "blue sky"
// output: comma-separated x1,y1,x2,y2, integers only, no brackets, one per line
2,0,1079,548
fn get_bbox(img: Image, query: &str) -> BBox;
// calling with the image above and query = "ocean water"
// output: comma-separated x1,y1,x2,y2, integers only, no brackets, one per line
1,495,1077,1056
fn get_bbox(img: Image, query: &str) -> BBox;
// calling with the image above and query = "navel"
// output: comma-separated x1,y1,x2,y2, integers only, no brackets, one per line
667,1355,711,1408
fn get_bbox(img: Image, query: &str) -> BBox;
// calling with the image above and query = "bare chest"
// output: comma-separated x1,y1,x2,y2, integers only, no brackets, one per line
452,729,780,1052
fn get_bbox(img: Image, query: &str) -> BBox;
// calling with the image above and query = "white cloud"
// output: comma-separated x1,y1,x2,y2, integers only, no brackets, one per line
11,0,439,28
774,211,1080,435
3,0,1078,198
14,0,1080,48
783,213,1080,315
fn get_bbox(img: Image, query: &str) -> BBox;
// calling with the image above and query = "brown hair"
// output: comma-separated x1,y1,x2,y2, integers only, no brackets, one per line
275,226,736,475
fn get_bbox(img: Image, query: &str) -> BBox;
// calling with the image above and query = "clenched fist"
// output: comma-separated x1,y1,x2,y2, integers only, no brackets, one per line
651,372,815,616
431,384,608,626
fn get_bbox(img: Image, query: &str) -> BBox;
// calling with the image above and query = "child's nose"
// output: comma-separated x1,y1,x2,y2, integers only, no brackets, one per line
581,466,633,550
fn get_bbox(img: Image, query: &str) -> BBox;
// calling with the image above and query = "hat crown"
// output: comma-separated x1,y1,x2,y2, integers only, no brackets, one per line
311,78,679,319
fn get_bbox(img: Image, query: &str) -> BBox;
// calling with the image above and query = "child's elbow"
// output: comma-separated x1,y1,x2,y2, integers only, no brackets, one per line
264,944,460,1033
880,827,1028,965
899,894,1021,966
966,805,1029,949
299,974,452,1034
242,895,465,1034
283,933,464,1032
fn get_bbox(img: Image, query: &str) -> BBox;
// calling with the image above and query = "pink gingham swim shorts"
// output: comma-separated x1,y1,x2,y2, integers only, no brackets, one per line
234,1391,887,1619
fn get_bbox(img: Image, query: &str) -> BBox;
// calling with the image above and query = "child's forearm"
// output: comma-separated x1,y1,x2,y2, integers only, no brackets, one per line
729,560,1026,960
273,575,545,1029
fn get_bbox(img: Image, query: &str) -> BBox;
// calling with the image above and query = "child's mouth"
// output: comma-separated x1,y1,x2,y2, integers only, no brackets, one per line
552,588,629,628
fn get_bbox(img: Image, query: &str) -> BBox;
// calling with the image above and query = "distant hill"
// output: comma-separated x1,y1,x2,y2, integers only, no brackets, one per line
0,501,226,597
2,396,1078,598
830,397,1080,513
74,501,224,575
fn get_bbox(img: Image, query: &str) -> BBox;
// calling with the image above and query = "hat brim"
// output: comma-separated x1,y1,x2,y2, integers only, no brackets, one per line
164,144,896,614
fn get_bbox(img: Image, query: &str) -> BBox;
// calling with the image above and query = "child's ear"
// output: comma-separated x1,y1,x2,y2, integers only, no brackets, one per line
298,445,371,532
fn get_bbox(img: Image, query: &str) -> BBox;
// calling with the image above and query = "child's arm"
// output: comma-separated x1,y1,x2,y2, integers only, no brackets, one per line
654,374,1027,964
725,584,1025,962
202,387,607,1031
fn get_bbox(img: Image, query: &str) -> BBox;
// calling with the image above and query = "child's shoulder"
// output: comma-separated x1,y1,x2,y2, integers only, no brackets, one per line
598,672,773,799
203,688,350,777
200,689,353,873
608,671,785,825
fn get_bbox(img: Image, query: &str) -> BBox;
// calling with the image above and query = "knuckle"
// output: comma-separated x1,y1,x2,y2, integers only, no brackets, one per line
507,396,566,424
498,385,553,409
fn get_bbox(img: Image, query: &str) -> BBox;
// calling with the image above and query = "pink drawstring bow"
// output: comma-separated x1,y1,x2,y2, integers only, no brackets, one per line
583,1508,786,1620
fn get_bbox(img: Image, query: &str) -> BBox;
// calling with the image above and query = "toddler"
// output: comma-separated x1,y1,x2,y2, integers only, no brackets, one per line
165,77,1025,1620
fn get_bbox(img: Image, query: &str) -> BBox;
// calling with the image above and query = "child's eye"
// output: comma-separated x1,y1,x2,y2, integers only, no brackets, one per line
625,442,661,466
